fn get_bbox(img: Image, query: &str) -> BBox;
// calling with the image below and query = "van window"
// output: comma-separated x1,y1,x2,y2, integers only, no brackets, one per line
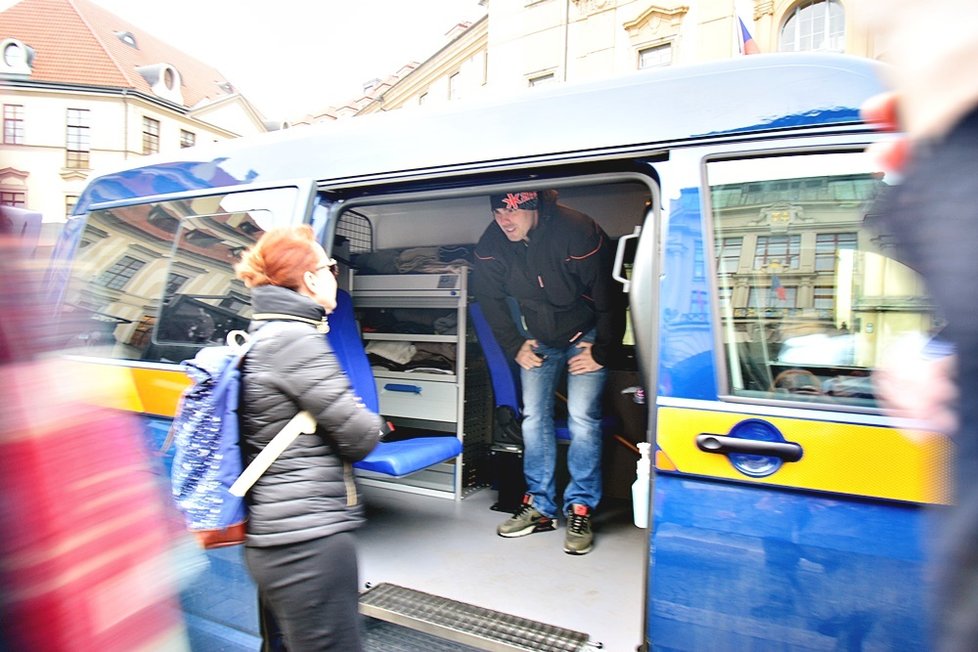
707,152,938,407
58,187,298,363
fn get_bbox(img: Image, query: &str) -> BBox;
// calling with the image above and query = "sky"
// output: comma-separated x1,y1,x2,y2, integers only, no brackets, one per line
2,0,487,119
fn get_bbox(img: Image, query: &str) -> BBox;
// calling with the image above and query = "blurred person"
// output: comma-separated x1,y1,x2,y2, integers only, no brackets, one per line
860,2,978,650
234,225,383,651
472,190,623,555
0,206,190,650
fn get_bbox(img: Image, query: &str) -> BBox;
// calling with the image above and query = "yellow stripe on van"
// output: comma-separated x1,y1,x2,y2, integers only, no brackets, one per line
130,367,190,416
657,406,950,505
62,359,189,417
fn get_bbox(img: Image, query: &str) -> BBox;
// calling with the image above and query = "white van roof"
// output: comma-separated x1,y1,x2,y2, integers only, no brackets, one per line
75,53,887,215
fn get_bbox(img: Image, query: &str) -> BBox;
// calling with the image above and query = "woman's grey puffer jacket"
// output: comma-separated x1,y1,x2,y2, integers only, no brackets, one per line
239,284,382,547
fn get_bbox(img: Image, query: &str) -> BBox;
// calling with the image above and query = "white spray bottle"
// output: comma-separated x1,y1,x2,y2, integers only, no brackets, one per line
632,442,652,528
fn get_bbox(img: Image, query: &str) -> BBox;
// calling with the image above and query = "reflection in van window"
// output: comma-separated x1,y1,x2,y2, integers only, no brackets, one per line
708,152,939,407
58,188,297,363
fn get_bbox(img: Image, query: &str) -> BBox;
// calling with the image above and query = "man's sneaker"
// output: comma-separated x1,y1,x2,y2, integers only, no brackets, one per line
564,504,594,555
497,495,557,538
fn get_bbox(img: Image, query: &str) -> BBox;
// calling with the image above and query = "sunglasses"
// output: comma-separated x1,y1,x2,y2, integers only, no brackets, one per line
316,259,339,278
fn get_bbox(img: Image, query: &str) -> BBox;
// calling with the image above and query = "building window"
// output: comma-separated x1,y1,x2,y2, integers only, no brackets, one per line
95,255,145,290
180,129,195,148
693,241,705,280
4,104,23,144
448,72,461,100
638,44,672,69
717,237,742,274
142,116,160,155
753,235,801,270
528,73,555,87
418,92,429,106
165,273,189,297
815,232,857,271
3,42,23,67
219,294,249,313
1,190,25,207
717,286,732,308
65,108,90,169
66,195,78,218
780,0,845,53
813,285,836,312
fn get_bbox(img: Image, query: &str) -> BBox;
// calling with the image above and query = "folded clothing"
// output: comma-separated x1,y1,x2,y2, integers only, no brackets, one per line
365,340,417,365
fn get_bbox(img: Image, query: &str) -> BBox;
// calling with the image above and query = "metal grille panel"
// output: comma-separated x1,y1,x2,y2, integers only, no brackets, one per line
359,583,591,652
336,211,373,254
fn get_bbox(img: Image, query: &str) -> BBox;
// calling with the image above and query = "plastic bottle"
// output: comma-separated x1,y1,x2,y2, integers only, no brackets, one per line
632,442,651,528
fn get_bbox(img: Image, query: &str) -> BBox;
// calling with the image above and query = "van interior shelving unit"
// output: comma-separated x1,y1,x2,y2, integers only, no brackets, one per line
351,269,491,500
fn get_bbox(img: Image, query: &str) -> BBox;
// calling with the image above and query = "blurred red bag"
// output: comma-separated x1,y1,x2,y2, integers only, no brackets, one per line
0,360,189,651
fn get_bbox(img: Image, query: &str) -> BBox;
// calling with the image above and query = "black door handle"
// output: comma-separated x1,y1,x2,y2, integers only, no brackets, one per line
696,434,803,462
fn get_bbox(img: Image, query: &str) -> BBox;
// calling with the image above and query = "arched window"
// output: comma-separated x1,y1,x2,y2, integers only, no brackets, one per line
779,0,845,52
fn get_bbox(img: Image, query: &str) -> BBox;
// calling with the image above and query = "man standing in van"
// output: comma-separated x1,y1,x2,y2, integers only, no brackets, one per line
473,189,622,555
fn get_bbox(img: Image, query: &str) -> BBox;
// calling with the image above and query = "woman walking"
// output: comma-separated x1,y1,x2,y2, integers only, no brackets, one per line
234,225,382,651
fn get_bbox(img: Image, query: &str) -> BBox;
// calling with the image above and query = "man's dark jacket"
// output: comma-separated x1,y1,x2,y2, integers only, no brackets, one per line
238,284,382,547
472,199,623,366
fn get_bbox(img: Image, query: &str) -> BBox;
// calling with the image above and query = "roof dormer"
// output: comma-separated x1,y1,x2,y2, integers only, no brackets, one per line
115,31,137,48
0,38,35,78
136,62,184,104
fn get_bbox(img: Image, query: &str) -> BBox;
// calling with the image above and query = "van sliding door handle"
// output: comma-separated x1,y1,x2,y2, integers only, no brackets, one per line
696,434,803,462
612,226,641,292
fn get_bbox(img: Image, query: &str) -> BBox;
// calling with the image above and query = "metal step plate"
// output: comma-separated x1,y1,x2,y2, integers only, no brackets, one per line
359,583,592,652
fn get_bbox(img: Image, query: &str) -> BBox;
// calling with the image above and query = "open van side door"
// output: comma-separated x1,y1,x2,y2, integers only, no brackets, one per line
639,146,948,651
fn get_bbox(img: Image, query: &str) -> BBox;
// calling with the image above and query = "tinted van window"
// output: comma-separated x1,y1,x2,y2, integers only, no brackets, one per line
58,188,297,363
708,151,938,407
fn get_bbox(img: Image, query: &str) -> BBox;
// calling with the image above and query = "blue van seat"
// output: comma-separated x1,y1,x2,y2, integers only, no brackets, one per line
469,302,521,416
468,302,617,443
327,290,462,477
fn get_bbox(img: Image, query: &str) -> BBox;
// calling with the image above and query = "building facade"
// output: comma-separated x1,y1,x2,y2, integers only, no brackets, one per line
0,0,274,250
328,0,878,118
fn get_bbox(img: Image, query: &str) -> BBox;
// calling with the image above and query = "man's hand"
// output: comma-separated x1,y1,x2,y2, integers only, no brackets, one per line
568,341,602,375
515,339,544,370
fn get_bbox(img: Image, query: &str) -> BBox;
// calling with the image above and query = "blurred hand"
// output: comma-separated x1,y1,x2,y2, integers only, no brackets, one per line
568,341,602,375
874,341,959,434
861,91,912,173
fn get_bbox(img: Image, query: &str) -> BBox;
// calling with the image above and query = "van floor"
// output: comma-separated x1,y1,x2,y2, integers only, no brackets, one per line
180,485,647,651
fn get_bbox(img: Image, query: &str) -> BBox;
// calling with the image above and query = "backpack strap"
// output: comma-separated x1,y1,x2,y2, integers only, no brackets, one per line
159,320,319,455
228,410,317,496
159,329,254,455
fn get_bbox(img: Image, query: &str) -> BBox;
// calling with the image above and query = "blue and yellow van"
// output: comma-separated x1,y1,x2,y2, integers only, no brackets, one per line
49,53,946,650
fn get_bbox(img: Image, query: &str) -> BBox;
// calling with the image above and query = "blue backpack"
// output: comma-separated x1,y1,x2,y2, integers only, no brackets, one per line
168,331,254,548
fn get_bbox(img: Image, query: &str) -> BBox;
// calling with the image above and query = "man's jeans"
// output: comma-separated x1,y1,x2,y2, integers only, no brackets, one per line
520,330,607,518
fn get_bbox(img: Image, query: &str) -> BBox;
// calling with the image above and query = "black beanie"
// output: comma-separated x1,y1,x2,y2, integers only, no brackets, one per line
489,191,539,211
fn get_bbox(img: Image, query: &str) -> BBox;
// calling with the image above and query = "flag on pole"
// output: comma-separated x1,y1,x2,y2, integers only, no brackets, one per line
771,274,786,301
738,17,761,55
735,0,760,55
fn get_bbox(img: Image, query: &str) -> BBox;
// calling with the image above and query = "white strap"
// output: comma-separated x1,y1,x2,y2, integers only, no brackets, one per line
229,411,317,497
252,313,329,333
226,329,250,349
